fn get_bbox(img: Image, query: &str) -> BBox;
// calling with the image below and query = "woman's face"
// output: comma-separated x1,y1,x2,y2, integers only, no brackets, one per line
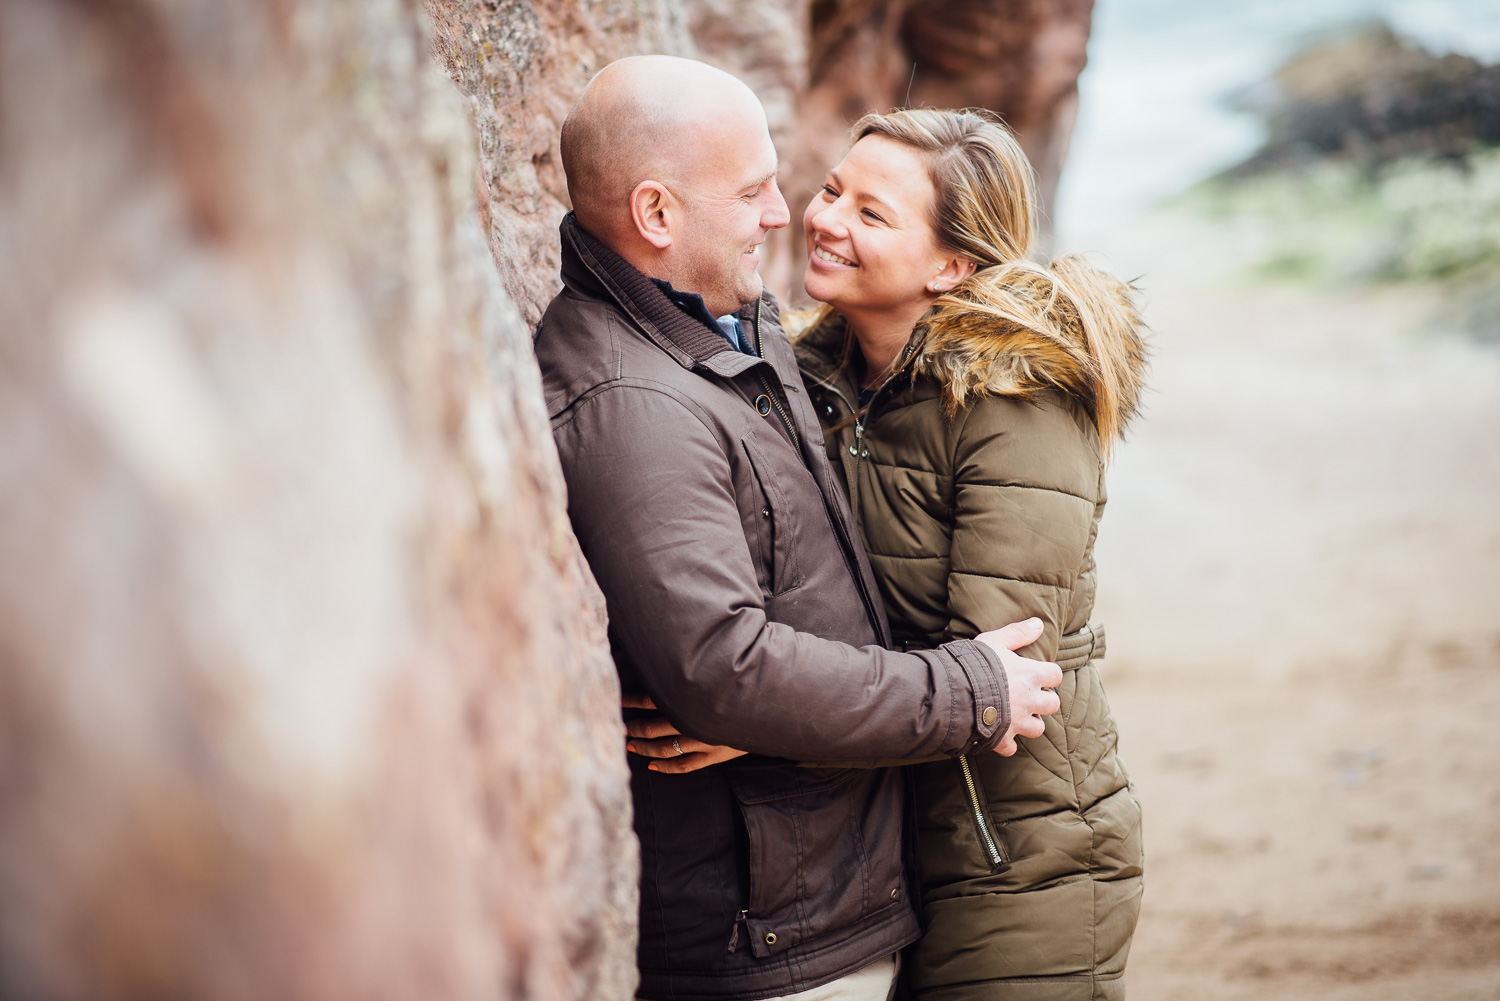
802,135,954,316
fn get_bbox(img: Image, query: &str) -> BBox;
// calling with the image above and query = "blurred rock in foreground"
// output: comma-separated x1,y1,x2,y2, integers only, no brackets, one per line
0,0,633,998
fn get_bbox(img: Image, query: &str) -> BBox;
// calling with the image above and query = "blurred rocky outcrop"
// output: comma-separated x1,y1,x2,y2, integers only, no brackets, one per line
1231,22,1500,173
0,0,631,998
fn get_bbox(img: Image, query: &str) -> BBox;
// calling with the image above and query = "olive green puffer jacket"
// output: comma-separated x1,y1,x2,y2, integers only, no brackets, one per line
794,311,1145,1001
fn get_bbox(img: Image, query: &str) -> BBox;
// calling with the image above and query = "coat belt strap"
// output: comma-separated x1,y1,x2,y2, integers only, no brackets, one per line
1056,622,1105,672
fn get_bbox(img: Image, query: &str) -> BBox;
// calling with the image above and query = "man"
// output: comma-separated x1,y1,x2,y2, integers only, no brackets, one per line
534,56,1062,1001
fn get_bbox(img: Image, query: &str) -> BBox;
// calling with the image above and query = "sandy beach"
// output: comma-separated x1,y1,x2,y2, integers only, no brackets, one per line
1065,208,1500,999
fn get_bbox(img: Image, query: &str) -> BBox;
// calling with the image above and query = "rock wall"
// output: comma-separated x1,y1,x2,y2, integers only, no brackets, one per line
0,0,631,998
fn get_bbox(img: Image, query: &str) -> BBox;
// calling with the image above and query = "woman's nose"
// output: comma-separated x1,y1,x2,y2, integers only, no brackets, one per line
809,203,847,238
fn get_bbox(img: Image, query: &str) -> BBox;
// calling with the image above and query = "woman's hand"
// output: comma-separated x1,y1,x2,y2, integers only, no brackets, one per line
622,693,749,773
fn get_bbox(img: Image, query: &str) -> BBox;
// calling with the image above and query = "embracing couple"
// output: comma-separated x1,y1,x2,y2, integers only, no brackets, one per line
536,55,1146,1001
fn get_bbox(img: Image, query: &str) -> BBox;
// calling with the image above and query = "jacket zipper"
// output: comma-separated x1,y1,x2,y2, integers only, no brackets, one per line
818,380,865,510
727,909,748,952
958,755,1007,870
751,301,800,452
807,377,889,644
852,415,865,508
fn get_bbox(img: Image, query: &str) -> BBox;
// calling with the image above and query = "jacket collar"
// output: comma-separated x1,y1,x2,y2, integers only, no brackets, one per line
558,212,758,373
794,309,928,414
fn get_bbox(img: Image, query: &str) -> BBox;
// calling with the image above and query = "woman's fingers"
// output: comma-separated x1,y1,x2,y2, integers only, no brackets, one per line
627,735,721,759
645,746,750,774
620,692,658,710
627,735,698,758
623,715,682,740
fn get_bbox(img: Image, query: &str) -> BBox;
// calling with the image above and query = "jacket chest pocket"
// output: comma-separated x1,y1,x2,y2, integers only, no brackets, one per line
727,765,906,958
740,434,803,597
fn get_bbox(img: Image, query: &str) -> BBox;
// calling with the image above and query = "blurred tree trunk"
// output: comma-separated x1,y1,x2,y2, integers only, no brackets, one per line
0,1,635,998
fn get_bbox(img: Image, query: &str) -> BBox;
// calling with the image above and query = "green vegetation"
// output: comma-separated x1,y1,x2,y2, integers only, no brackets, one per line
1183,19,1500,343
1189,149,1500,342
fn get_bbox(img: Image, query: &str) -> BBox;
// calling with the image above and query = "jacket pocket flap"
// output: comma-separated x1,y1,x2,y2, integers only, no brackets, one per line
727,763,856,804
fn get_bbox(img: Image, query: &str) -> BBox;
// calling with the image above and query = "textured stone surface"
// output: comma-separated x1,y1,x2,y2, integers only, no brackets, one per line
0,0,632,998
426,0,693,327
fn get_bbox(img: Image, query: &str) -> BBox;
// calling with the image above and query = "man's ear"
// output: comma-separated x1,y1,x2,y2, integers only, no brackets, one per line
929,254,978,294
629,181,676,251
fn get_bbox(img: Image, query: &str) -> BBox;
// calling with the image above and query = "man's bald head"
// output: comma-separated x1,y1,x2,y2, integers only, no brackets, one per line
560,56,768,241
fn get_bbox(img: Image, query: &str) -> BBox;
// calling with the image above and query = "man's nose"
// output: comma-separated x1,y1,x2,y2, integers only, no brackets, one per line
762,178,791,231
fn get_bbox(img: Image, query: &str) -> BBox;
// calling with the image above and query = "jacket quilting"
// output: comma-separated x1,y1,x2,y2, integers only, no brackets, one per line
794,310,1146,1001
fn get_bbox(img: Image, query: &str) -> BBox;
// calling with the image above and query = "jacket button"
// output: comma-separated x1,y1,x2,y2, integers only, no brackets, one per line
982,706,999,727
860,449,869,458
890,887,899,899
765,932,777,946
754,394,772,416
761,507,770,518
825,405,834,415
847,445,857,456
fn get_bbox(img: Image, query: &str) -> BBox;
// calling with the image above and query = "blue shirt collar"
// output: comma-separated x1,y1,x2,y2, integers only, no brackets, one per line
649,278,754,355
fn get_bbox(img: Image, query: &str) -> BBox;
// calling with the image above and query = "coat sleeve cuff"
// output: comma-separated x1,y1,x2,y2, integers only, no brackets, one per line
946,638,1011,754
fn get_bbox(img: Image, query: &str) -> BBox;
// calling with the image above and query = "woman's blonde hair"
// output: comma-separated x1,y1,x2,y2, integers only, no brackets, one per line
849,107,1146,450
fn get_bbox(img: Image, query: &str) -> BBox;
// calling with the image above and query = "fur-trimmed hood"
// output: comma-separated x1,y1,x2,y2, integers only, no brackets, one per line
792,265,1150,448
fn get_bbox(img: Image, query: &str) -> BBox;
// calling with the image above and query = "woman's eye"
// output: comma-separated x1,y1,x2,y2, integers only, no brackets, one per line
861,209,884,223
821,185,837,198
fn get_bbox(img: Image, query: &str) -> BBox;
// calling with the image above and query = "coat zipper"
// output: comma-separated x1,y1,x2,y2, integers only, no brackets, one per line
818,379,865,510
852,415,865,508
727,909,748,952
958,755,1007,870
751,301,800,452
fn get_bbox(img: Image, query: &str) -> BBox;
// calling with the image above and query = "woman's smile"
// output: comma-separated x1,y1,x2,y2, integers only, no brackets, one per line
811,245,856,268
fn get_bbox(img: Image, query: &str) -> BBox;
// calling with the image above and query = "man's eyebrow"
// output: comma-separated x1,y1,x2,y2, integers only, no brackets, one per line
742,165,779,191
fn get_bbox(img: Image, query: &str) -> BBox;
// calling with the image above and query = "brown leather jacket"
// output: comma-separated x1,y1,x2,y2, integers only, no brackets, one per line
535,215,1015,1001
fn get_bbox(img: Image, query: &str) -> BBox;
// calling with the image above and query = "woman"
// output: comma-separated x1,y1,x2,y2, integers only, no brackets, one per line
633,108,1146,1000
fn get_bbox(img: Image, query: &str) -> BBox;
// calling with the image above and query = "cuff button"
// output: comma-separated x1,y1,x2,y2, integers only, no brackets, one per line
981,706,999,727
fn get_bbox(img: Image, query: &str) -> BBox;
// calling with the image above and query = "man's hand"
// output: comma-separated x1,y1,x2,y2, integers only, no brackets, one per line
622,693,750,773
974,618,1063,756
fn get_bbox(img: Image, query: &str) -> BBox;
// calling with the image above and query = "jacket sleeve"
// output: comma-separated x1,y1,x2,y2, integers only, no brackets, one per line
555,383,1010,760
945,395,1102,661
